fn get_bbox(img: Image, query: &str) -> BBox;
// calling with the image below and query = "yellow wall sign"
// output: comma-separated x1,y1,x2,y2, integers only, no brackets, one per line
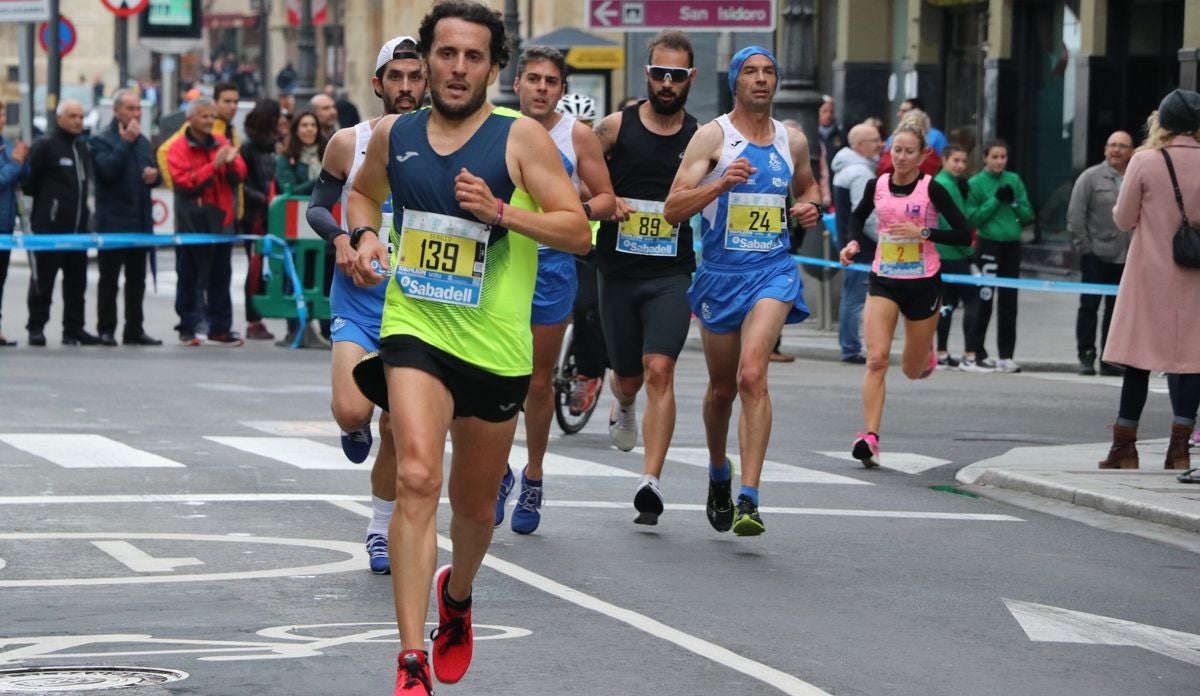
566,46,624,70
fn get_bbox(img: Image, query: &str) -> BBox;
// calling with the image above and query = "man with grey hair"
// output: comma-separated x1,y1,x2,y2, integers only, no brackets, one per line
310,93,339,139
24,99,97,346
165,97,247,346
91,89,162,346
1070,130,1134,376
831,121,885,363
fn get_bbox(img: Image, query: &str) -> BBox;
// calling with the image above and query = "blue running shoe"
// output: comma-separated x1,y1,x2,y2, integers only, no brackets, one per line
510,477,543,535
366,533,390,575
494,466,515,527
341,424,373,464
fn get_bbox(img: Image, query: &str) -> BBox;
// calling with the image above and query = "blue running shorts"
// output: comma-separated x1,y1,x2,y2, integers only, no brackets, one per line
688,257,810,334
330,315,381,353
531,249,578,326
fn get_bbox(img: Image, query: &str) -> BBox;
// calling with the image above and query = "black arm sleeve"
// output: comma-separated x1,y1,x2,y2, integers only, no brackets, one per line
926,181,972,246
306,168,348,243
847,178,877,245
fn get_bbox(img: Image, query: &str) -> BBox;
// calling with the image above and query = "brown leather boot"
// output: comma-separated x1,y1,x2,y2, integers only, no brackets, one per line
1165,423,1193,470
1098,423,1139,469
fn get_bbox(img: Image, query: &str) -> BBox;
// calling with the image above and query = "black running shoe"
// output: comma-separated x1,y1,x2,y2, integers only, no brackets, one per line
731,494,765,537
633,479,663,525
705,459,734,533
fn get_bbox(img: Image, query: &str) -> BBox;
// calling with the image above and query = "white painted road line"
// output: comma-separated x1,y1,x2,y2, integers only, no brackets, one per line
0,434,185,468
639,446,872,485
0,493,1022,521
91,541,204,573
815,450,951,475
335,500,833,696
205,436,362,470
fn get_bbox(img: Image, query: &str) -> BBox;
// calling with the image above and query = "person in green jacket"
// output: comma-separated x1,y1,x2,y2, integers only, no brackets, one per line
932,143,977,368
275,111,326,195
962,139,1033,373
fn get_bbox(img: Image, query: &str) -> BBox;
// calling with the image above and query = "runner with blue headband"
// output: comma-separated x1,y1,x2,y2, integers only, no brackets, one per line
663,45,821,536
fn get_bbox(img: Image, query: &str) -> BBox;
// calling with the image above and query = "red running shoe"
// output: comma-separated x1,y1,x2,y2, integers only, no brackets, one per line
429,564,473,684
394,649,434,695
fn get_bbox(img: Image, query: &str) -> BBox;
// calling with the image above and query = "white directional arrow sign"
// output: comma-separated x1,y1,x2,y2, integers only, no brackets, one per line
593,0,618,26
1005,599,1200,667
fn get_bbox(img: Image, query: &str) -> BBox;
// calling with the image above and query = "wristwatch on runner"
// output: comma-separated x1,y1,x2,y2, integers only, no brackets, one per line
920,227,932,240
349,226,378,249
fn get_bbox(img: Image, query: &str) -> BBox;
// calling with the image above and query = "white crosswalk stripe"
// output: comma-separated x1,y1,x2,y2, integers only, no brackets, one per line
204,436,363,470
443,441,637,478
241,420,346,437
815,450,951,475
0,434,185,468
637,446,872,485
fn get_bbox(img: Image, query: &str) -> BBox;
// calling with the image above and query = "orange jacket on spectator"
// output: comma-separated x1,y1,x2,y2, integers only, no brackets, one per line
166,127,247,229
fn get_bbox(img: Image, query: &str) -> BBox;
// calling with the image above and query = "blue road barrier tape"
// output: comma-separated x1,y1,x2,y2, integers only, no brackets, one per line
0,232,245,251
788,255,1120,296
258,235,309,349
0,232,313,347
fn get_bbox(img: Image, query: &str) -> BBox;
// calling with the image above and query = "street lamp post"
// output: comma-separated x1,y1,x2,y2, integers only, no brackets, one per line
295,0,317,102
493,0,520,107
774,0,822,143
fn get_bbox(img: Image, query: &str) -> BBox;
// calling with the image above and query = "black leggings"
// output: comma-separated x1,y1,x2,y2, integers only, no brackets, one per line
1119,368,1200,423
967,239,1020,359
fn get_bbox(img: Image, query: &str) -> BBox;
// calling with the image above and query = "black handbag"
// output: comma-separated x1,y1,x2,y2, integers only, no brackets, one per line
1161,149,1200,268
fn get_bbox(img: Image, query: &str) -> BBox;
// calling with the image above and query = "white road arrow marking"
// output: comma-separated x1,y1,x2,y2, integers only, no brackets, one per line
593,0,618,26
91,541,204,573
1005,598,1200,667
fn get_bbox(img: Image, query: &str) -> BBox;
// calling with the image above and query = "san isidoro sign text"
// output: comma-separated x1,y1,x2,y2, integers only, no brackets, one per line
587,0,775,31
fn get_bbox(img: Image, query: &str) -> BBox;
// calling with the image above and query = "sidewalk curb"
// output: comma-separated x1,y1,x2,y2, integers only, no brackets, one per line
957,467,1200,535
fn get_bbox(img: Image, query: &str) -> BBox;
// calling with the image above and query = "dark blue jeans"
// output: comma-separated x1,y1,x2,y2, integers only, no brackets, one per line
838,267,869,359
175,243,233,336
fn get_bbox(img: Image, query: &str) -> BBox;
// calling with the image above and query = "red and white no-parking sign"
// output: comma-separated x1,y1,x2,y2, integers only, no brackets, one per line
100,0,149,18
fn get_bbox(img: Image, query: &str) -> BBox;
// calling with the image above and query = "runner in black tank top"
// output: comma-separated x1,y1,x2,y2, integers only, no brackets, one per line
596,102,697,278
590,30,697,525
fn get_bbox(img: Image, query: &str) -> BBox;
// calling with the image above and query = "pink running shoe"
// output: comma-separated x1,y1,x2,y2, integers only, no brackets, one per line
852,432,881,468
919,340,937,379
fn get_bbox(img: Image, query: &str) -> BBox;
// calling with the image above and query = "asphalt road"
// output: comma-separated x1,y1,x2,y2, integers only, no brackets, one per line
1,325,1197,695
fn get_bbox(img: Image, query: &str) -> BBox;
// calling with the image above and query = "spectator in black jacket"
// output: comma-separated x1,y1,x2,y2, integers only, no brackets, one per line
91,89,162,347
24,99,98,346
239,98,282,340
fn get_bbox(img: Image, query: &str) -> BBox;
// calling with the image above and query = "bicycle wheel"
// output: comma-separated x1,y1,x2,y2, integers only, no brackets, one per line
554,323,602,434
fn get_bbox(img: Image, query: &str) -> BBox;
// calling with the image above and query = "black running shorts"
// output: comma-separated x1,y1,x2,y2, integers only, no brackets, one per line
379,334,531,423
868,272,943,321
597,272,692,377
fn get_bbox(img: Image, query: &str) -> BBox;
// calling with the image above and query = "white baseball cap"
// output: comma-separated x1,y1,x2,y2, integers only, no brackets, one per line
376,36,420,74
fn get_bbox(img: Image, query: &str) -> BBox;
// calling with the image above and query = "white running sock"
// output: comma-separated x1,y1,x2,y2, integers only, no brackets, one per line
367,496,395,537
638,474,660,490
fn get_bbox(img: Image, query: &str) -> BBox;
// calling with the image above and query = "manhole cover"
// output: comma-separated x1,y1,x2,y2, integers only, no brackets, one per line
0,666,189,692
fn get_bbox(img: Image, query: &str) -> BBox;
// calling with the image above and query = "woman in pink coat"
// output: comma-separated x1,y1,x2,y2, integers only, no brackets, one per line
1099,89,1200,471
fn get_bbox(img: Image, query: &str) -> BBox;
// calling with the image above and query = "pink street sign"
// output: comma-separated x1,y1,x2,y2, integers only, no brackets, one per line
586,0,775,32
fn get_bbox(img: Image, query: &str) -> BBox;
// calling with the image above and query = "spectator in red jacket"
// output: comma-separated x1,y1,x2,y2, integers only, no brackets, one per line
876,108,942,178
166,97,248,346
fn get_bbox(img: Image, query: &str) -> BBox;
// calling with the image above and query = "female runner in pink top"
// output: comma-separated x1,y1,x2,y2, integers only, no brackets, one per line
838,123,972,468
